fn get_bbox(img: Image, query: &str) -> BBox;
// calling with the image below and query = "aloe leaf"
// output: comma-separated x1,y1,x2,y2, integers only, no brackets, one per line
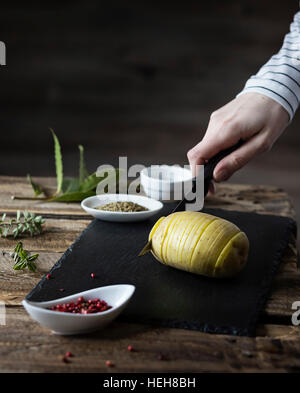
50,128,63,195
27,174,43,196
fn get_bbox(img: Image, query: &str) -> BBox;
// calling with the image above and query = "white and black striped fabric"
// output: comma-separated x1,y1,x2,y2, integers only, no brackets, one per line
238,11,300,120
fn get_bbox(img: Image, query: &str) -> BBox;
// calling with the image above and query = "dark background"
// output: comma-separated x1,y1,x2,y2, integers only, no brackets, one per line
1,0,299,227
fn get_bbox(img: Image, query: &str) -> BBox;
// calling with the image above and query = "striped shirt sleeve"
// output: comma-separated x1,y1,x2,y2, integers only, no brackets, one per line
237,11,300,120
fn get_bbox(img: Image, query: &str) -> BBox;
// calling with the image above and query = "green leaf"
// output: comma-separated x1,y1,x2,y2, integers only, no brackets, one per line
78,145,88,185
13,261,25,270
78,173,100,192
14,241,22,254
50,190,95,202
62,177,80,193
27,261,37,272
12,228,19,238
11,241,39,272
50,128,63,195
34,215,44,223
28,254,39,261
50,169,122,202
27,174,43,196
3,227,9,237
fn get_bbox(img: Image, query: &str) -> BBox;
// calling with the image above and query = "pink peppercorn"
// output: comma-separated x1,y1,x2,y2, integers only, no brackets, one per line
48,297,112,314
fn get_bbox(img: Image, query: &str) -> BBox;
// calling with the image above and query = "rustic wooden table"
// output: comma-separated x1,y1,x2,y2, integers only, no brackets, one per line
0,176,299,373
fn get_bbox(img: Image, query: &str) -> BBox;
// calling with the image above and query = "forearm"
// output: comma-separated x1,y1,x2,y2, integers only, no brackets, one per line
238,11,300,120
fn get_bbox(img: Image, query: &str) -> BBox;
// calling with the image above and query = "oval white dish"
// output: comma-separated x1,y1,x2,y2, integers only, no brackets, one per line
81,194,163,222
22,284,135,335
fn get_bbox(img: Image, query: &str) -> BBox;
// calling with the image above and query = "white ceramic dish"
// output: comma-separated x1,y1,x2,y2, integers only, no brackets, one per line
141,165,193,201
22,284,135,335
81,194,163,222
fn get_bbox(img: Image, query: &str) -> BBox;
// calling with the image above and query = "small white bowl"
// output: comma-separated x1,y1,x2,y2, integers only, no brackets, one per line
141,165,193,201
81,194,163,222
22,285,135,335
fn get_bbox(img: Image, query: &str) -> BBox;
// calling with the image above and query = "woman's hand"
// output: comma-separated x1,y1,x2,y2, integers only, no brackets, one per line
187,92,290,182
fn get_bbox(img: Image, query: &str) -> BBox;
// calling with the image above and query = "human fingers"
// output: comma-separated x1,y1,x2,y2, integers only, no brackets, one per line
213,130,272,182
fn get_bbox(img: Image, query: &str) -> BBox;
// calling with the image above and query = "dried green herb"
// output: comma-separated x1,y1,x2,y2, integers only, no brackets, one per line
96,202,148,212
11,241,39,272
0,211,45,238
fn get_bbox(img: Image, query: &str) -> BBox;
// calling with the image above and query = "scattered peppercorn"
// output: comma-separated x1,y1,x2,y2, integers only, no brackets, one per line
62,356,70,363
106,360,115,367
65,351,73,358
91,273,95,279
46,273,51,280
127,345,134,352
59,288,65,292
48,297,112,314
158,354,166,361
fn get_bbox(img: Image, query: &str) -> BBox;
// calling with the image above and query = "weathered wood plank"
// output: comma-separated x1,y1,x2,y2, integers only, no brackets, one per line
206,183,296,218
0,176,296,219
0,176,87,216
0,218,90,252
0,252,61,305
0,307,299,373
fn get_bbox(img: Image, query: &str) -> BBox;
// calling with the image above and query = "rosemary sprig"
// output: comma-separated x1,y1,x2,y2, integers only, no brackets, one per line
0,211,45,238
11,242,39,272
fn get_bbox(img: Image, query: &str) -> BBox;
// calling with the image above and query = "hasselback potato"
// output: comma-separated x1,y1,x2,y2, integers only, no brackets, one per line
142,211,249,278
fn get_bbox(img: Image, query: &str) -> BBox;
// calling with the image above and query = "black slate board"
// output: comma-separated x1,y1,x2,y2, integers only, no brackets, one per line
26,205,297,336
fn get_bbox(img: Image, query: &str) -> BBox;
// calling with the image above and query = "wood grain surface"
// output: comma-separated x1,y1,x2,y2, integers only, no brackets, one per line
0,176,299,373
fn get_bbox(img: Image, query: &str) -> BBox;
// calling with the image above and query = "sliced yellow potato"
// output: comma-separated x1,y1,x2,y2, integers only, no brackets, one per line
175,215,203,266
144,211,249,278
150,213,179,261
213,231,249,277
165,212,199,266
180,215,216,271
191,219,239,277
162,212,194,263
